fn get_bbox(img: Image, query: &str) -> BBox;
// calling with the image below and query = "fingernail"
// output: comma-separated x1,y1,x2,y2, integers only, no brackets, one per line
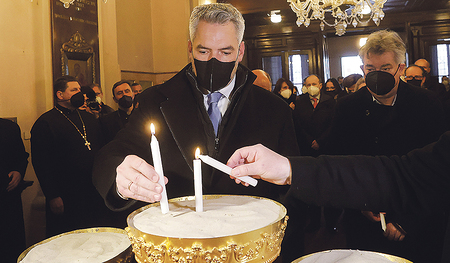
154,194,161,201
155,184,162,192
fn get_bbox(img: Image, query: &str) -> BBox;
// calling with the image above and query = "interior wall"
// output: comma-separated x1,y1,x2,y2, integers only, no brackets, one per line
327,32,408,79
327,34,369,79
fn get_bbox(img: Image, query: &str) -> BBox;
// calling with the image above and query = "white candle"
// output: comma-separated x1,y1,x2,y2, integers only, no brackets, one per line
194,148,203,212
380,213,386,232
198,154,258,187
150,123,169,214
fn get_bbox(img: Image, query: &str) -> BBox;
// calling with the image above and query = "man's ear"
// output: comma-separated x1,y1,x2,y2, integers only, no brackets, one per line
188,40,193,54
56,91,64,100
237,41,245,62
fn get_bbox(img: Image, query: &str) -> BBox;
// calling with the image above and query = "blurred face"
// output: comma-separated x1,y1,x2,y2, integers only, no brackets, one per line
92,86,103,99
325,81,335,92
415,59,430,74
188,21,245,75
361,51,405,98
132,84,143,95
279,82,290,93
405,66,426,87
56,81,81,109
304,75,322,89
113,83,134,101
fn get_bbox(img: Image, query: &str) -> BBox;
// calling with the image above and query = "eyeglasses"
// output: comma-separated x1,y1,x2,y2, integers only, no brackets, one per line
404,75,424,81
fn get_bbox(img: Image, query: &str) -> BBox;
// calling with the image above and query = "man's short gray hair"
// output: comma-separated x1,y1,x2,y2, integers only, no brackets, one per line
359,30,406,65
189,3,245,43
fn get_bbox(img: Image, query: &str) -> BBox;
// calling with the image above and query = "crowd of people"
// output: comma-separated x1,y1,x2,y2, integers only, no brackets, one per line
3,2,450,263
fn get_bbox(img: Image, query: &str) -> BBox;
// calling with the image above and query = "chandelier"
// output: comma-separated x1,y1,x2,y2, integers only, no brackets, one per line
287,0,387,36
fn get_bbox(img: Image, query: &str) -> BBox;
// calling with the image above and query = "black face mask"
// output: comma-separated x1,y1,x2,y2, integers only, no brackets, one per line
118,95,133,109
365,65,400,95
407,79,422,88
70,92,85,108
194,57,236,92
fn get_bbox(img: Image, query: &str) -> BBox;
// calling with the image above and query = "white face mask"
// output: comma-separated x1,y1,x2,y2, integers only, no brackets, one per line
301,85,308,94
308,86,320,97
280,89,292,99
96,96,102,104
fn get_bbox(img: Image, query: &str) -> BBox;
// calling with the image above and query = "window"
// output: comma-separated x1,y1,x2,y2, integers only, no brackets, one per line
289,54,309,92
341,56,363,77
437,44,449,80
262,56,282,90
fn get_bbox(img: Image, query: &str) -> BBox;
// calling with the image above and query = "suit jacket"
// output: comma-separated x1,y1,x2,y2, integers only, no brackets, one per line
288,130,450,262
328,82,445,156
98,108,130,144
292,93,335,156
93,64,299,212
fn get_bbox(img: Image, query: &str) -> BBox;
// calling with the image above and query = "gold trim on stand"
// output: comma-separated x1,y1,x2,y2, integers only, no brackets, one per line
126,195,288,263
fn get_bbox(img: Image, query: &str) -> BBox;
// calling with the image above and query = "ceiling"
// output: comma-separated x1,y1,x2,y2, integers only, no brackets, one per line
219,0,450,15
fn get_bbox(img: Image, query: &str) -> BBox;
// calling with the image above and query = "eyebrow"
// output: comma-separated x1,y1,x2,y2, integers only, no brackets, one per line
196,44,235,51
365,63,392,68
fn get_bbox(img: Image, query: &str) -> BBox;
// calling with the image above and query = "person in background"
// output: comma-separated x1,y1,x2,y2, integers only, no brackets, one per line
337,76,344,88
342,73,363,95
0,118,29,263
415,58,447,98
404,64,427,88
442,76,449,92
324,78,344,100
131,83,143,95
91,83,114,117
98,81,135,144
252,69,272,92
355,76,366,91
291,74,335,237
273,77,296,109
31,75,108,237
326,29,446,263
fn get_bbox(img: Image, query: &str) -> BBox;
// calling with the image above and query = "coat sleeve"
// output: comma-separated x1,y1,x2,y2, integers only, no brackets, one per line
31,118,60,199
287,130,450,217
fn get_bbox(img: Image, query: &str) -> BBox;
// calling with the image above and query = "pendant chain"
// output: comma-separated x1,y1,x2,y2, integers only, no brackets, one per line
55,107,91,150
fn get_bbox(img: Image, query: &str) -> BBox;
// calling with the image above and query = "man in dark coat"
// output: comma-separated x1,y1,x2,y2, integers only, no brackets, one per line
31,75,109,237
0,118,29,262
227,128,450,263
293,74,335,157
92,3,298,227
99,80,135,144
325,30,446,263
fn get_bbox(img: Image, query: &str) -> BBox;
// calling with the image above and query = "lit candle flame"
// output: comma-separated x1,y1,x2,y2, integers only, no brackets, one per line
150,123,155,135
195,148,201,159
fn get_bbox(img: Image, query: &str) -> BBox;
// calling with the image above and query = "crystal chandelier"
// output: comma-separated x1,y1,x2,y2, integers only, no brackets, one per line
287,0,387,36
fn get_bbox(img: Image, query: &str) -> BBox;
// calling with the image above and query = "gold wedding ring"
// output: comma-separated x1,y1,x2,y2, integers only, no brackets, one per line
128,181,133,191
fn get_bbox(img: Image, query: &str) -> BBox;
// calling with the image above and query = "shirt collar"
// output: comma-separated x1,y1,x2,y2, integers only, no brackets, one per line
309,93,321,101
215,75,236,99
372,94,397,106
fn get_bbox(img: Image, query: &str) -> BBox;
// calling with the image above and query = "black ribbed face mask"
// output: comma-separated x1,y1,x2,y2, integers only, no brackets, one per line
70,92,85,108
365,65,400,95
194,57,236,92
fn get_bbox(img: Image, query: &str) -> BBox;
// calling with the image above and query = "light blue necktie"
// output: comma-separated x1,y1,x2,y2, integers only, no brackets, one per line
207,92,223,136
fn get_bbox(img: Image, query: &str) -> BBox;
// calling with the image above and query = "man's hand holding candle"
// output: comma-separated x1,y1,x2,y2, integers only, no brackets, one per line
227,144,292,186
116,155,168,203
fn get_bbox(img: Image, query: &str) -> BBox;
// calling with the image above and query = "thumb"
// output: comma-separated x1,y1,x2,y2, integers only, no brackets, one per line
231,162,260,179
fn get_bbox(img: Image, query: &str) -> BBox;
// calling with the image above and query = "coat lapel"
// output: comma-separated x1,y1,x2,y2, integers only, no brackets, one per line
158,73,210,171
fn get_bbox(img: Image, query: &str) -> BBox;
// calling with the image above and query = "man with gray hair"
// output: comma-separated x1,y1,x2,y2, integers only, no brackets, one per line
92,3,298,230
326,29,445,262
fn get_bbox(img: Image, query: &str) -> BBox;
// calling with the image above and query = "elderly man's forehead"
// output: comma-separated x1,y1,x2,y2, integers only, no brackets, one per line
306,75,320,83
406,66,424,75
